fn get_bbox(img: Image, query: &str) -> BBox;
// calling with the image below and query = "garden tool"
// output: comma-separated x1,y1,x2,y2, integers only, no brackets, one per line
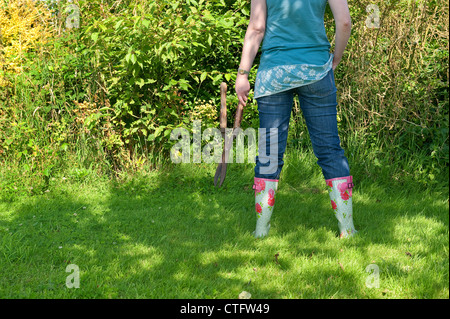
214,82,245,187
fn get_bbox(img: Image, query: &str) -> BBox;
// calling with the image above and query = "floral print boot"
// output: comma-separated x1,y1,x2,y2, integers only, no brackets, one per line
253,177,279,238
326,176,357,238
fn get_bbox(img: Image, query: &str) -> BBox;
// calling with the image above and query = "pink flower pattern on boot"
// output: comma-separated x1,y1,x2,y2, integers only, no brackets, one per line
267,189,275,206
340,191,350,201
337,182,348,194
256,203,262,214
254,178,266,194
331,200,337,210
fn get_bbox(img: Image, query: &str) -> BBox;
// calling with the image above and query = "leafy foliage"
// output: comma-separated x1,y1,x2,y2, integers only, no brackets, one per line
0,0,54,85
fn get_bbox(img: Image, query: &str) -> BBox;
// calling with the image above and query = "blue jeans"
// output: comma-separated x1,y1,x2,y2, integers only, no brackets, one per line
254,68,350,180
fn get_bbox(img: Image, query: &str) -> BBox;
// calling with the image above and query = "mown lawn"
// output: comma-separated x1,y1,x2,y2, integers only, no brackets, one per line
0,149,448,299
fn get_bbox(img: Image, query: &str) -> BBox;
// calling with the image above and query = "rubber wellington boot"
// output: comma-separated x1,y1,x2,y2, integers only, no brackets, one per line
253,177,279,238
326,176,357,238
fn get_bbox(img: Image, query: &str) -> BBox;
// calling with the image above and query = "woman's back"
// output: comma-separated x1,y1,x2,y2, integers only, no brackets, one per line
235,0,351,102
260,0,331,70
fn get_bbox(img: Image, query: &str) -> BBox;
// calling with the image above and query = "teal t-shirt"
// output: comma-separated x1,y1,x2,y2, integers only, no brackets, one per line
255,0,333,98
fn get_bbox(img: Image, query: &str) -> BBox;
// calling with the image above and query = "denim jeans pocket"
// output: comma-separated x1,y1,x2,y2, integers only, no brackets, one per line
305,69,336,97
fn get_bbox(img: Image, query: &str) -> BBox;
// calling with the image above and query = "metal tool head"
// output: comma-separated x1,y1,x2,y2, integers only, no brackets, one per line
214,82,228,187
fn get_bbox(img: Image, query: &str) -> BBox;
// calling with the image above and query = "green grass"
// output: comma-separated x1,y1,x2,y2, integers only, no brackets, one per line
0,149,448,299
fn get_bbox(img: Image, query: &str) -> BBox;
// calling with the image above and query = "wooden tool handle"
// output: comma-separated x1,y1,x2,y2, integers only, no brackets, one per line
219,82,227,130
233,101,245,129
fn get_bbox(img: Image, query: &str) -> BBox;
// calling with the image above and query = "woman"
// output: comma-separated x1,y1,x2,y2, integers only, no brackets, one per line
235,0,357,238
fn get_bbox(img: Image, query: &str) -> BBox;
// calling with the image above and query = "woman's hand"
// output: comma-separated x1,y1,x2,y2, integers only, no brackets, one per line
235,74,250,107
332,55,340,71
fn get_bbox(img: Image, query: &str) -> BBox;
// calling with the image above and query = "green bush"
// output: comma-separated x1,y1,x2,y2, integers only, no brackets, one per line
69,0,255,167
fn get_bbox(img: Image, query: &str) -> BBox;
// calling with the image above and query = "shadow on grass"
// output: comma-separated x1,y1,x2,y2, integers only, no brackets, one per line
1,155,448,298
